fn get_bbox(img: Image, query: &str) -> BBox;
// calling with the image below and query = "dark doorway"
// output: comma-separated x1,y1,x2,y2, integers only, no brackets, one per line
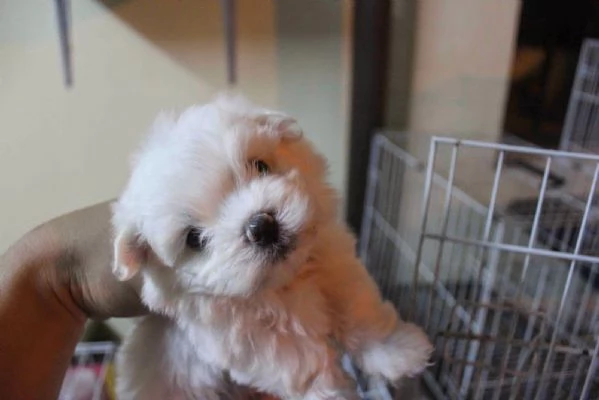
345,0,390,235
503,0,599,148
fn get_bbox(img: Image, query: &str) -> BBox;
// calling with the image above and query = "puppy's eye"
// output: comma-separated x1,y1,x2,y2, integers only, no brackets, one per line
186,227,208,251
251,159,270,175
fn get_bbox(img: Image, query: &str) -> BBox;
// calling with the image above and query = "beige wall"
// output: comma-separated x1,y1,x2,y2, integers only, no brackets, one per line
389,0,522,274
406,0,521,158
0,0,351,253
275,0,352,214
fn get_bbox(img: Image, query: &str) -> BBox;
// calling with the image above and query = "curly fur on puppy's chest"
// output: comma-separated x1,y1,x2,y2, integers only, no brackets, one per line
174,279,342,393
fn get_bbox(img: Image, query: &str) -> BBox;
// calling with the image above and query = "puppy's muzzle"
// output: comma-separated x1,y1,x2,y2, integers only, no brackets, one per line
244,211,296,262
245,212,279,247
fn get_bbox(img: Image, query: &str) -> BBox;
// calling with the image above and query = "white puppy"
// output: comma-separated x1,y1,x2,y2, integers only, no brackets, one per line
112,94,432,400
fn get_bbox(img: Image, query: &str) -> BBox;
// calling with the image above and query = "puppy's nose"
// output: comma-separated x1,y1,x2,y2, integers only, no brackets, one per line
245,212,279,247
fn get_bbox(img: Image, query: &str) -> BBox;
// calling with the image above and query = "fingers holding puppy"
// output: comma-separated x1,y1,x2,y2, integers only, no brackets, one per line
27,200,147,320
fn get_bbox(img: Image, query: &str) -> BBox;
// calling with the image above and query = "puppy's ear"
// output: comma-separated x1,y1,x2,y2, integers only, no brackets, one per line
256,112,303,142
113,228,148,281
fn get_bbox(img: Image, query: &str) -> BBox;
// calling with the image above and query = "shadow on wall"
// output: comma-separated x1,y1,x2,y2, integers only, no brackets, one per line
95,0,277,102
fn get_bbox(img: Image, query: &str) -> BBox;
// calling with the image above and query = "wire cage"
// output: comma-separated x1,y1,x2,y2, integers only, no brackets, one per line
59,341,117,400
360,133,599,399
343,355,403,400
560,38,599,155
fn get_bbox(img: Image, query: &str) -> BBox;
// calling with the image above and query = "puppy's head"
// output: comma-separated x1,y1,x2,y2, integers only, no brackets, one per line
112,94,338,299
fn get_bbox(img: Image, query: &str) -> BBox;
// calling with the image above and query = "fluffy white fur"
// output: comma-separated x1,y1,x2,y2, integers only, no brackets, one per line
112,94,432,400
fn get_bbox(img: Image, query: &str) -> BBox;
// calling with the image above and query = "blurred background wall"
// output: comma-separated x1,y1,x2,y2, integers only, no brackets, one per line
401,0,521,157
386,0,521,239
0,0,352,252
0,0,528,257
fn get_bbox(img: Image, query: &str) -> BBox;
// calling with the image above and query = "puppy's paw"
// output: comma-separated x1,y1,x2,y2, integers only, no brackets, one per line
359,322,433,382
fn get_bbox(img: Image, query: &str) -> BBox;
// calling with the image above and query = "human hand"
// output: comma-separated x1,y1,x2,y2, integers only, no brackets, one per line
4,200,147,321
0,200,147,399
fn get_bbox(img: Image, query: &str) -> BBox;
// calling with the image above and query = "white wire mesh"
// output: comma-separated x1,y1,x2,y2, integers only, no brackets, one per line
360,134,599,400
560,38,599,154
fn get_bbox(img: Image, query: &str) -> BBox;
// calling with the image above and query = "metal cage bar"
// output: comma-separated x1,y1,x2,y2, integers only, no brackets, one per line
361,133,599,399
560,39,599,154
